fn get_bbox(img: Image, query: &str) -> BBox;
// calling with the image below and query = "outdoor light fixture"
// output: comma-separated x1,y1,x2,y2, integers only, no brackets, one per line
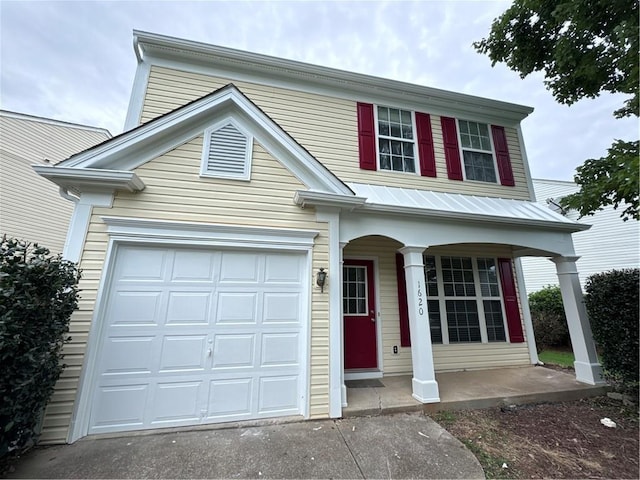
316,268,327,292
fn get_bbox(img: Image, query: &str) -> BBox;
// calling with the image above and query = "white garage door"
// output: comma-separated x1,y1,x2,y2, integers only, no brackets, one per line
88,245,307,435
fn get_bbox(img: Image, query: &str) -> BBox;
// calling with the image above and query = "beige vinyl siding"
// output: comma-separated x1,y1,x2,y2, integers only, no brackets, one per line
343,237,531,377
141,66,531,200
0,114,109,253
40,140,331,444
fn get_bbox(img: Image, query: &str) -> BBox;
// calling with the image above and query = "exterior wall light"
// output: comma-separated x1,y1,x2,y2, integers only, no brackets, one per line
316,268,327,292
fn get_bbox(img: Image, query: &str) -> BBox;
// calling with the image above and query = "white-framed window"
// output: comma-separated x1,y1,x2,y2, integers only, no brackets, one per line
458,120,497,183
424,255,507,344
200,119,253,180
343,265,368,315
377,106,416,173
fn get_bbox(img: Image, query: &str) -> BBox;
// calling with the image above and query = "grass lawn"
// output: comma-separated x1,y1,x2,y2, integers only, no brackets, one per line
538,348,575,368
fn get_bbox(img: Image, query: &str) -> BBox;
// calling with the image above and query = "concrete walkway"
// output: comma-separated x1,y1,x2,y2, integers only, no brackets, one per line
343,366,609,417
10,413,484,479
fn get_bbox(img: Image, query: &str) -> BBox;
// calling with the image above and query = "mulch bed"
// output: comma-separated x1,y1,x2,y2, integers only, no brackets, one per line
434,396,639,479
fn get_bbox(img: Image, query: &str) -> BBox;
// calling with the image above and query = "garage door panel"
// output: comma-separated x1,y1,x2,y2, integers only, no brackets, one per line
171,250,216,282
219,252,260,283
166,291,212,325
117,247,167,281
159,335,207,372
101,337,154,375
150,381,203,424
211,334,255,369
206,378,253,417
109,291,162,326
263,293,300,323
90,245,305,435
261,334,299,367
216,292,257,323
258,376,299,413
265,254,302,283
91,384,148,430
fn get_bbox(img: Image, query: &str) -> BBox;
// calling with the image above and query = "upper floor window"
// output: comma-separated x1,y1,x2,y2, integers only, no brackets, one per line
458,120,497,183
357,102,436,177
377,106,416,173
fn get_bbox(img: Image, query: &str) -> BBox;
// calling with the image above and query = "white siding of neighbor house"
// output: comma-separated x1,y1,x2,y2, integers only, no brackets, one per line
0,112,110,253
141,66,532,201
343,237,532,376
40,139,331,444
520,179,640,293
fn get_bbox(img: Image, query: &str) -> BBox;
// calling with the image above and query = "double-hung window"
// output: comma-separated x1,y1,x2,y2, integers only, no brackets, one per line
458,120,497,183
424,255,507,344
377,106,416,173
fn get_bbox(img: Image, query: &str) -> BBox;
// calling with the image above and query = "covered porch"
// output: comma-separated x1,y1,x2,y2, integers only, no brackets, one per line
342,366,609,416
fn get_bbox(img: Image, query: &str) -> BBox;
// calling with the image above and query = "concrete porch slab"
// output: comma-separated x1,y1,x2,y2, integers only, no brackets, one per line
342,366,609,417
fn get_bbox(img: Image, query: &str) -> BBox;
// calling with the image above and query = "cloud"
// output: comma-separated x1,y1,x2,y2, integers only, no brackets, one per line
1,0,635,180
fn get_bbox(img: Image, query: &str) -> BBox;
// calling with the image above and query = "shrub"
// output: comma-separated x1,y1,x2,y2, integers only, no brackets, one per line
0,238,80,466
528,285,569,351
585,269,639,394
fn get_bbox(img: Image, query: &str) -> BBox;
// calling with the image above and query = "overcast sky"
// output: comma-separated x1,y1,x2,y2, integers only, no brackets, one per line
1,0,636,180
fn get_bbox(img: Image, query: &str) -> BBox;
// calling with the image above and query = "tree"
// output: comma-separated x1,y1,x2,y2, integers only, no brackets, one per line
474,0,639,220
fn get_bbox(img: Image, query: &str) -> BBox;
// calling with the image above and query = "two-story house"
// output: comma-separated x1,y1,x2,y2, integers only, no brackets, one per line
35,31,604,444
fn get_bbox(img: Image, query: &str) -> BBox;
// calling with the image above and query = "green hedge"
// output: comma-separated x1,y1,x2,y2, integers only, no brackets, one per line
528,285,569,351
0,238,80,465
585,269,639,392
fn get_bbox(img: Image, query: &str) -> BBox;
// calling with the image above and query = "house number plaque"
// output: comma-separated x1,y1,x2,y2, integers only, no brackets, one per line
417,281,424,316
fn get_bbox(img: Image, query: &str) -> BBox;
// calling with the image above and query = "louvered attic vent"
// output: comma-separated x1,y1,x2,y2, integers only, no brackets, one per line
200,122,252,180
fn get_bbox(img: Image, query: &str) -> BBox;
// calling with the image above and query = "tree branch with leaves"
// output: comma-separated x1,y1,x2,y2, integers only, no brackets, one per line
474,0,638,220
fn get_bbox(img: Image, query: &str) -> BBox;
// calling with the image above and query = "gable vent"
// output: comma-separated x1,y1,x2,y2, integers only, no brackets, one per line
201,122,252,179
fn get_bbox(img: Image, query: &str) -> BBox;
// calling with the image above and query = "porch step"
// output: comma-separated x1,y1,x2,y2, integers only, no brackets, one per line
342,367,609,417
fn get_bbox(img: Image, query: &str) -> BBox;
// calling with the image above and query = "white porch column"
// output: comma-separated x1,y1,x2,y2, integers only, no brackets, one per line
339,241,348,407
552,256,605,385
399,246,440,403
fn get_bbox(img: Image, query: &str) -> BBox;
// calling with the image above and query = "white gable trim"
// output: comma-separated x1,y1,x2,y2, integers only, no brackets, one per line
56,85,351,195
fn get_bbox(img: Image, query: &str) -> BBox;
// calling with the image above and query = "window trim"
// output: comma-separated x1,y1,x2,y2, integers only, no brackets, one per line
425,254,509,345
456,119,500,184
374,106,419,175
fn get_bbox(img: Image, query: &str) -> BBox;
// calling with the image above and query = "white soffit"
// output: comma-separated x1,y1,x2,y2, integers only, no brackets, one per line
347,182,591,232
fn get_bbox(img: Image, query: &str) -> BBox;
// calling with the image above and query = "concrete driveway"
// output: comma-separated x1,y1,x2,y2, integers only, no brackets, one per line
10,413,484,479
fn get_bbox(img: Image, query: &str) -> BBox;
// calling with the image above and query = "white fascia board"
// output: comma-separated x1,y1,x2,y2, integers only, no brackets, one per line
294,190,367,210
33,165,145,194
133,30,533,125
358,202,591,233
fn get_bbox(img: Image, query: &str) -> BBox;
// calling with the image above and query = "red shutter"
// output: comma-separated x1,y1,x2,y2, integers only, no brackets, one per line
440,116,463,180
491,125,515,186
498,258,524,343
357,102,377,170
415,112,436,177
395,253,411,347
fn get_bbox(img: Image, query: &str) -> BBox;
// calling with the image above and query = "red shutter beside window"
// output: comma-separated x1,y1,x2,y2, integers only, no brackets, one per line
357,103,377,171
440,116,463,180
491,125,515,186
395,253,411,347
498,258,524,343
415,112,436,177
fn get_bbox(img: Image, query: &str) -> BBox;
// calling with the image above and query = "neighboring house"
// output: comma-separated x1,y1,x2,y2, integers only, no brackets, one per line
0,110,111,253
520,178,640,293
34,31,604,444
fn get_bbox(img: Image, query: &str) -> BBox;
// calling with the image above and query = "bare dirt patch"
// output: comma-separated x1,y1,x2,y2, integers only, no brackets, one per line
432,396,639,479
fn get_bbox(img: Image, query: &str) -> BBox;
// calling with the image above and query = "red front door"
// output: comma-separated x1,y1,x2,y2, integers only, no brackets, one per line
343,259,377,369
